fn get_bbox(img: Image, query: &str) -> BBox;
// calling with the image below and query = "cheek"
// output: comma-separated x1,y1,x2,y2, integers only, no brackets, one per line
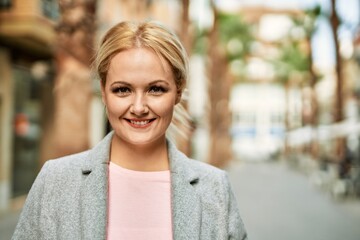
151,101,175,118
154,94,177,116
105,96,129,116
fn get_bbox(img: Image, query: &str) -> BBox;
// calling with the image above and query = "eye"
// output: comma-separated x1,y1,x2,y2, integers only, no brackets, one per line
149,86,167,95
112,87,131,96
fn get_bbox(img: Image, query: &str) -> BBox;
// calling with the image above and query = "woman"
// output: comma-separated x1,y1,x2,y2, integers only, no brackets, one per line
12,21,248,240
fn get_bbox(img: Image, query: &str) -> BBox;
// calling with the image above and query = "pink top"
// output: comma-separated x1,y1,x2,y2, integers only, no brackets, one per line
107,162,173,240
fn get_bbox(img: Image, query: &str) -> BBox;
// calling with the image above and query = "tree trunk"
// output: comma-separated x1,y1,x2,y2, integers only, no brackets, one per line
47,0,97,160
180,0,191,54
174,0,193,157
307,37,319,158
330,0,345,161
284,81,291,156
207,1,232,168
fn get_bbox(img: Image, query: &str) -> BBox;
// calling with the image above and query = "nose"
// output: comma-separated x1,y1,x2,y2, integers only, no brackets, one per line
130,93,149,115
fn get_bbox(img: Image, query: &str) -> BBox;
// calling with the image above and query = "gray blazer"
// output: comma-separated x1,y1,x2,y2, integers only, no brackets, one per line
12,132,247,240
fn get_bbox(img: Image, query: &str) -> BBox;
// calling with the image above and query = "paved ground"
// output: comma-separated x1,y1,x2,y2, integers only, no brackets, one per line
0,210,20,240
227,160,360,240
2,160,360,240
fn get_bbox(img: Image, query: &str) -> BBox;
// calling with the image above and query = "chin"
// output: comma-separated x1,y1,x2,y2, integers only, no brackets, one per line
114,132,165,146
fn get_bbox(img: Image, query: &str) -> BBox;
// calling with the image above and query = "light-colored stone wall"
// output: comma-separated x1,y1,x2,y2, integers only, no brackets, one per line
0,0,41,17
0,48,14,212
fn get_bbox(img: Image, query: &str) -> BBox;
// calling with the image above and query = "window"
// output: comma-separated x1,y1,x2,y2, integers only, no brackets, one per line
12,65,41,197
0,0,12,9
42,0,59,21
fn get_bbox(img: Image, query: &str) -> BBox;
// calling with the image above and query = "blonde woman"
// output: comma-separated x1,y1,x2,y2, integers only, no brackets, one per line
12,21,248,240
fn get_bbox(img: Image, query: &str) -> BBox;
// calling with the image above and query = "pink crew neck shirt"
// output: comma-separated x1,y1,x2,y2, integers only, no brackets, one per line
107,162,173,240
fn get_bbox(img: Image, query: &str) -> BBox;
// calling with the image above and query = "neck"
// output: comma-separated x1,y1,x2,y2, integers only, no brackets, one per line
110,135,169,171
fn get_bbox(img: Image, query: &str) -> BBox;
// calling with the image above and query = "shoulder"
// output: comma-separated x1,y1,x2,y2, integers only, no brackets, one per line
185,157,226,179
39,150,91,182
44,131,112,173
176,156,231,194
27,150,94,204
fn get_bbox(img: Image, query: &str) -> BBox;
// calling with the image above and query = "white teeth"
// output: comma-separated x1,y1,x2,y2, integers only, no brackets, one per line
130,120,150,125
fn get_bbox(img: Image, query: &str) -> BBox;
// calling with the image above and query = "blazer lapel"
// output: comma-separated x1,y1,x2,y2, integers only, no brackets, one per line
168,140,202,239
78,132,202,239
80,132,113,240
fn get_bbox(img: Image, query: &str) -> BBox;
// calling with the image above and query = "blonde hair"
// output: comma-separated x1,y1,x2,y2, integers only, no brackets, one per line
95,21,188,94
95,21,193,145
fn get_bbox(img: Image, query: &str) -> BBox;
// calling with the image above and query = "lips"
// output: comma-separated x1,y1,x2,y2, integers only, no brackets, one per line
125,118,156,128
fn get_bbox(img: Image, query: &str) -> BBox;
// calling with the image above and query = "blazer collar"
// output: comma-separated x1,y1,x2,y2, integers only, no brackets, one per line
80,132,111,239
167,140,201,239
81,131,112,173
80,131,201,239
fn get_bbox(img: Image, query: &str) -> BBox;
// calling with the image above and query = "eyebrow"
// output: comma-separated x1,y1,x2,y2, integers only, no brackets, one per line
148,80,170,86
110,81,131,87
110,80,170,87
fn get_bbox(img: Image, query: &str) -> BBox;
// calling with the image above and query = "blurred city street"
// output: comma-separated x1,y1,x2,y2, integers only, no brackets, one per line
2,158,360,240
0,209,20,240
228,159,360,240
1,0,360,239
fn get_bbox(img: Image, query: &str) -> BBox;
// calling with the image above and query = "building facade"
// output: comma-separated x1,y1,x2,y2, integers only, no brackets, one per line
0,0,58,212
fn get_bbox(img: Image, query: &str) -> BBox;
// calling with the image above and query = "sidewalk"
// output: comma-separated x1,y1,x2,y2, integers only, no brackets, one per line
0,196,25,240
0,210,20,240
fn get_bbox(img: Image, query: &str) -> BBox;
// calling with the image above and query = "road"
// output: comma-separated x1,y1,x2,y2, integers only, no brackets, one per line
228,160,360,240
0,209,20,240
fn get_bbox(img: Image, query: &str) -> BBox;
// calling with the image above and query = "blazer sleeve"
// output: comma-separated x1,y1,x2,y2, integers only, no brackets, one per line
223,173,248,240
12,161,50,240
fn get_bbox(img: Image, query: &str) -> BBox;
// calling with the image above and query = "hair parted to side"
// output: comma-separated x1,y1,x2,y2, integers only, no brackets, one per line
95,21,188,94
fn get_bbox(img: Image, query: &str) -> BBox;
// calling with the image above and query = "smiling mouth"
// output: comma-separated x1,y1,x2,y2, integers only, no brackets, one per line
125,118,156,127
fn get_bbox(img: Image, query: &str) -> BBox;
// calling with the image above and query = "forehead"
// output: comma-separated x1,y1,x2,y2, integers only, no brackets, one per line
112,48,169,69
107,48,174,83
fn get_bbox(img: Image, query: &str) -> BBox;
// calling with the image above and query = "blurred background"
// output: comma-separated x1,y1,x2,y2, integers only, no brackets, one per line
1,0,360,239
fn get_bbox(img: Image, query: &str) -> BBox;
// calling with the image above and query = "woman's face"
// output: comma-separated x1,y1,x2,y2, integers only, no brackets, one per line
102,47,180,146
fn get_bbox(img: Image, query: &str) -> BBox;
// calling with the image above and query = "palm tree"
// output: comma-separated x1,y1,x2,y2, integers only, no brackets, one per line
329,0,345,161
174,0,194,156
206,4,254,167
290,6,322,157
49,0,97,159
207,1,232,167
271,39,310,155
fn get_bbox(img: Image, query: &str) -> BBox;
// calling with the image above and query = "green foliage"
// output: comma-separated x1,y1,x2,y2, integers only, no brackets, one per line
291,4,322,37
271,41,311,84
192,27,209,55
272,5,322,85
192,12,254,60
217,12,254,60
191,6,322,85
